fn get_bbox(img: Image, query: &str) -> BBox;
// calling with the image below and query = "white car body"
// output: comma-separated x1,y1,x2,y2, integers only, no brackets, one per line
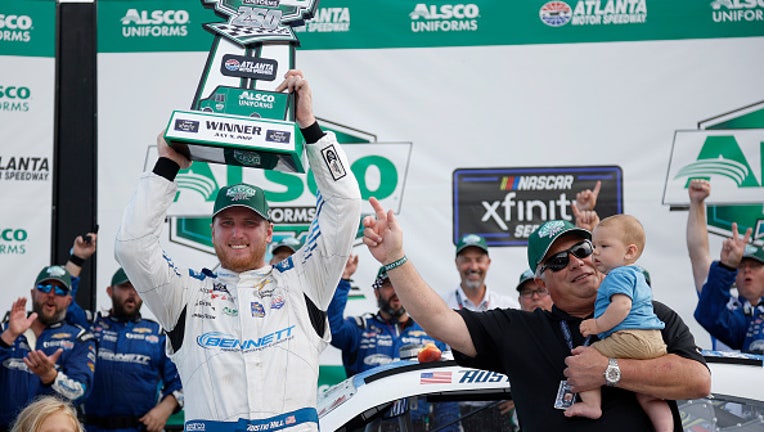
318,351,764,432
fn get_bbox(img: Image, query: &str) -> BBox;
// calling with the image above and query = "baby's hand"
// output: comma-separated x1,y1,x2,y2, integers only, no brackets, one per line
579,319,597,337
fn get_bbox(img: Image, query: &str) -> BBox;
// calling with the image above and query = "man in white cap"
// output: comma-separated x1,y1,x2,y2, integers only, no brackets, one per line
115,70,361,432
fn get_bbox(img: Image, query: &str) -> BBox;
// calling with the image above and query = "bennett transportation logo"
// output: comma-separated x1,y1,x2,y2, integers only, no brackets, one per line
711,0,764,23
453,166,623,247
294,7,350,33
409,3,480,33
540,0,647,27
196,327,294,352
120,9,190,38
0,85,30,113
662,101,764,243
0,13,32,42
202,0,320,45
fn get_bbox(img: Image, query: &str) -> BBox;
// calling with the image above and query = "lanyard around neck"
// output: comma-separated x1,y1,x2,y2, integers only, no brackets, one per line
559,320,591,351
456,289,488,310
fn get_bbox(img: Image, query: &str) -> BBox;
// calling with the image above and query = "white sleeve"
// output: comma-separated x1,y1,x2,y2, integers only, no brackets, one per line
114,172,190,331
293,131,361,310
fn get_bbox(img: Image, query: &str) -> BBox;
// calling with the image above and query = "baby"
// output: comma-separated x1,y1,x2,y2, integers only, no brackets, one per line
568,214,671,432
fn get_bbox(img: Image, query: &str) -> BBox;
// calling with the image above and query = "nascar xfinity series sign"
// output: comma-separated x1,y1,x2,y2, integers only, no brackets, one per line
453,166,623,247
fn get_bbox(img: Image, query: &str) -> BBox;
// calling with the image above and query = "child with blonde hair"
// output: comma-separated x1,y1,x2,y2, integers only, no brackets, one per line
10,396,83,432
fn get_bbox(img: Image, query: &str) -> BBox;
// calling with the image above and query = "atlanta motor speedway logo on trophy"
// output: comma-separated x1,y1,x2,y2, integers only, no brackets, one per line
164,0,320,173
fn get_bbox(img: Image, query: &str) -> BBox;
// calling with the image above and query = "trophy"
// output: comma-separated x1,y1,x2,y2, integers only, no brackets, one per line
164,0,320,173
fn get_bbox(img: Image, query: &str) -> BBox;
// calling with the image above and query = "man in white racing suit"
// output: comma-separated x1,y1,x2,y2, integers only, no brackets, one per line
115,70,361,431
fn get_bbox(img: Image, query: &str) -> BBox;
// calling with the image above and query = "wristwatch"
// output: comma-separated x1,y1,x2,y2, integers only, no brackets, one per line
604,358,621,387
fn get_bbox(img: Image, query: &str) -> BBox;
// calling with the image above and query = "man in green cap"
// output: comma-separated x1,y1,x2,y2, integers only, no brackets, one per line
441,233,519,431
694,223,764,354
684,180,764,353
115,69,361,432
360,197,710,431
269,236,303,265
0,265,96,429
516,268,553,312
442,233,519,311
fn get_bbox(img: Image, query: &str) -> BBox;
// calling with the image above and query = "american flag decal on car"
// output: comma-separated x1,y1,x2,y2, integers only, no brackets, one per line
420,371,452,384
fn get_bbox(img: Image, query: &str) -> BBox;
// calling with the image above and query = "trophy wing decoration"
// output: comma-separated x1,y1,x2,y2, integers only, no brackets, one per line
165,0,320,173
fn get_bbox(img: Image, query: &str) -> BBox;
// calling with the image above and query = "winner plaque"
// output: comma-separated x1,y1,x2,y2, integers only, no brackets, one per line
164,0,320,173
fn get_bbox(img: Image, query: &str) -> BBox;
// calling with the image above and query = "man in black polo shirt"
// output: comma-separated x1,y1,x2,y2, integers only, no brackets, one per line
361,199,710,431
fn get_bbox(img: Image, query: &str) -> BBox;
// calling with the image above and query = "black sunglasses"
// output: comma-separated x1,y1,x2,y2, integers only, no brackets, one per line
538,240,594,274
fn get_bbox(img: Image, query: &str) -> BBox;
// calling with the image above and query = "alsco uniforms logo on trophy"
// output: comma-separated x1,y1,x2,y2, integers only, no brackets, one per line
202,0,319,45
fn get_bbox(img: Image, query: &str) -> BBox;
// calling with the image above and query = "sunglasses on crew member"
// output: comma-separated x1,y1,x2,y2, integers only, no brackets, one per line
36,284,68,296
538,240,594,274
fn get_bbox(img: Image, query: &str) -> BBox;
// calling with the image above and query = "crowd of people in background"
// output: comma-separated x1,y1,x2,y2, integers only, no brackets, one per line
1,72,763,430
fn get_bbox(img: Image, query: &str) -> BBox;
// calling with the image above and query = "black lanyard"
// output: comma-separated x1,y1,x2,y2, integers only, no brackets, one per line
455,289,488,310
560,320,591,350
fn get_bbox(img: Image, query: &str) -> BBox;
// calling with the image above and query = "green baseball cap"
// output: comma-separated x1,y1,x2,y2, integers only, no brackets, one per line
271,237,302,255
742,244,764,265
515,269,536,292
456,234,489,256
527,220,591,270
35,265,72,291
213,183,270,221
372,266,389,290
111,268,130,286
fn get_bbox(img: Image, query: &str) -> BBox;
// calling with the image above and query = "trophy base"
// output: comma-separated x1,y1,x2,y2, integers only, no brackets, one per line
164,110,306,173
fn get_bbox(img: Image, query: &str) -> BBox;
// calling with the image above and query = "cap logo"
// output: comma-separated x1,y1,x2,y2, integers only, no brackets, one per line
461,234,482,245
226,184,257,202
46,265,67,278
537,221,567,239
744,244,757,255
282,237,300,247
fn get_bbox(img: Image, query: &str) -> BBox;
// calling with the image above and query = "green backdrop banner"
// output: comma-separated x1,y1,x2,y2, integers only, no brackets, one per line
0,0,56,310
0,0,56,57
97,0,764,53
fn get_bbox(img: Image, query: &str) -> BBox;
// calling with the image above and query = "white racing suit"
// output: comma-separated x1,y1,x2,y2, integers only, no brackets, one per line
116,129,361,432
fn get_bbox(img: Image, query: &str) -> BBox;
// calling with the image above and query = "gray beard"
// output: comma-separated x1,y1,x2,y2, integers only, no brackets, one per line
463,279,482,290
